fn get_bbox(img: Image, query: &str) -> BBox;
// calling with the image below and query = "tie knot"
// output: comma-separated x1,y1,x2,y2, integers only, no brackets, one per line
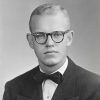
34,70,63,84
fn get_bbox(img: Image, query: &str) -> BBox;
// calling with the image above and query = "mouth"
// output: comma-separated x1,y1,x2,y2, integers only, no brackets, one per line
44,51,58,54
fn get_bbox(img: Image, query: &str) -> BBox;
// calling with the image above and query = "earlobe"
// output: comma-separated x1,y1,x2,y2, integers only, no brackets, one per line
26,33,34,48
27,33,32,43
26,33,30,41
66,30,74,46
71,30,74,36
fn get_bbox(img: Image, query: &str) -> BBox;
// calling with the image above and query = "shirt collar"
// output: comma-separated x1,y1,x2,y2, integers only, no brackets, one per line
39,57,68,75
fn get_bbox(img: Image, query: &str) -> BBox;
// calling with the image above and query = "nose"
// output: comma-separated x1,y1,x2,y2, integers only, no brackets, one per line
45,35,54,47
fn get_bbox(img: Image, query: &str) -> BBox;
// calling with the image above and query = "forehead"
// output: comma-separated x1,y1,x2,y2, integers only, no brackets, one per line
30,13,70,32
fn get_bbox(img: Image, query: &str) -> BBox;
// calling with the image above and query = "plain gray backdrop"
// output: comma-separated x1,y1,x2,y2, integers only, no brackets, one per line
0,0,100,99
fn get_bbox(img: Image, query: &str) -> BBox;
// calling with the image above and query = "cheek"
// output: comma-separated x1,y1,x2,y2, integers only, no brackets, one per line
59,46,67,55
34,49,43,60
33,44,44,57
57,40,68,53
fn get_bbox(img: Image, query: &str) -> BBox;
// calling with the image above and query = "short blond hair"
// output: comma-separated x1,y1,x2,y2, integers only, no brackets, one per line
29,3,70,32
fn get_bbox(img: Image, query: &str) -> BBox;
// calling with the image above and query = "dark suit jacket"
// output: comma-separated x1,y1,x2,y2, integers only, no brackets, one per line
3,57,100,100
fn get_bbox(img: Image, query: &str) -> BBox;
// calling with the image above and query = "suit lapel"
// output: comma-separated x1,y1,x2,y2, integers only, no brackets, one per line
28,67,43,100
51,83,63,100
51,57,79,100
31,83,43,100
16,82,43,100
16,66,43,100
17,95,33,100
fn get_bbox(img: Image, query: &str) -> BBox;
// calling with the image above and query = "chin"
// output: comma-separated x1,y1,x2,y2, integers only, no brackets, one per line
42,58,60,67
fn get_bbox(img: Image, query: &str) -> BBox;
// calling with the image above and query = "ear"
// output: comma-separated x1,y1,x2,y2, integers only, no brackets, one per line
66,30,74,46
26,33,34,49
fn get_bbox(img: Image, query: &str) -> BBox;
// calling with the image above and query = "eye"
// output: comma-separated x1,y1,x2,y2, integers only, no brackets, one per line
53,31,63,37
35,32,45,38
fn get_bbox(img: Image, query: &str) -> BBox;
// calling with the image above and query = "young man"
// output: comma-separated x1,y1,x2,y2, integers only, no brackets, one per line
3,3,100,100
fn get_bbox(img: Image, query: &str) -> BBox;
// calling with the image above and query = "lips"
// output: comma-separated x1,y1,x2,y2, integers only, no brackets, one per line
44,51,58,54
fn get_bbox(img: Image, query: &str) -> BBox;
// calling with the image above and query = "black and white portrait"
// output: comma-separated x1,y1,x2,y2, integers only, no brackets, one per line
0,0,100,100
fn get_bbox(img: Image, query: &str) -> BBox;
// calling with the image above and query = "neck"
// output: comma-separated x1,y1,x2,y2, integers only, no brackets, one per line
39,58,67,74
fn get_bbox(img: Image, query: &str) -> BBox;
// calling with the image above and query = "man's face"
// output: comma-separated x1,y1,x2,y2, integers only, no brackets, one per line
28,13,73,68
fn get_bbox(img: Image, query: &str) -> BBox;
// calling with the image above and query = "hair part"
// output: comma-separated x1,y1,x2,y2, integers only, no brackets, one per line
29,3,70,33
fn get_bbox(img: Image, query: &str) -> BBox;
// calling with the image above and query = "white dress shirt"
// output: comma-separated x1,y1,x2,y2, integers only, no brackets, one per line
40,58,68,100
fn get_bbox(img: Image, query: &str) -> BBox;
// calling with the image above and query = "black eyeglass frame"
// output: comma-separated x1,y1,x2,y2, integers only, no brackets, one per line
31,30,70,44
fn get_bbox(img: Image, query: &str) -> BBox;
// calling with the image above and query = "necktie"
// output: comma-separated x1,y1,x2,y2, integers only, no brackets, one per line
34,69,63,84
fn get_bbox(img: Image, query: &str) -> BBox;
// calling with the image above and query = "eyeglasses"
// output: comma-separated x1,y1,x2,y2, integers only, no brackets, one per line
31,30,70,44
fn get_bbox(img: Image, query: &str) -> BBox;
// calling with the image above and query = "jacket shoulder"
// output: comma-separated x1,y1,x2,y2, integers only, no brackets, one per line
75,65,100,85
5,66,39,88
69,58,100,99
74,64,100,98
68,57,100,84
